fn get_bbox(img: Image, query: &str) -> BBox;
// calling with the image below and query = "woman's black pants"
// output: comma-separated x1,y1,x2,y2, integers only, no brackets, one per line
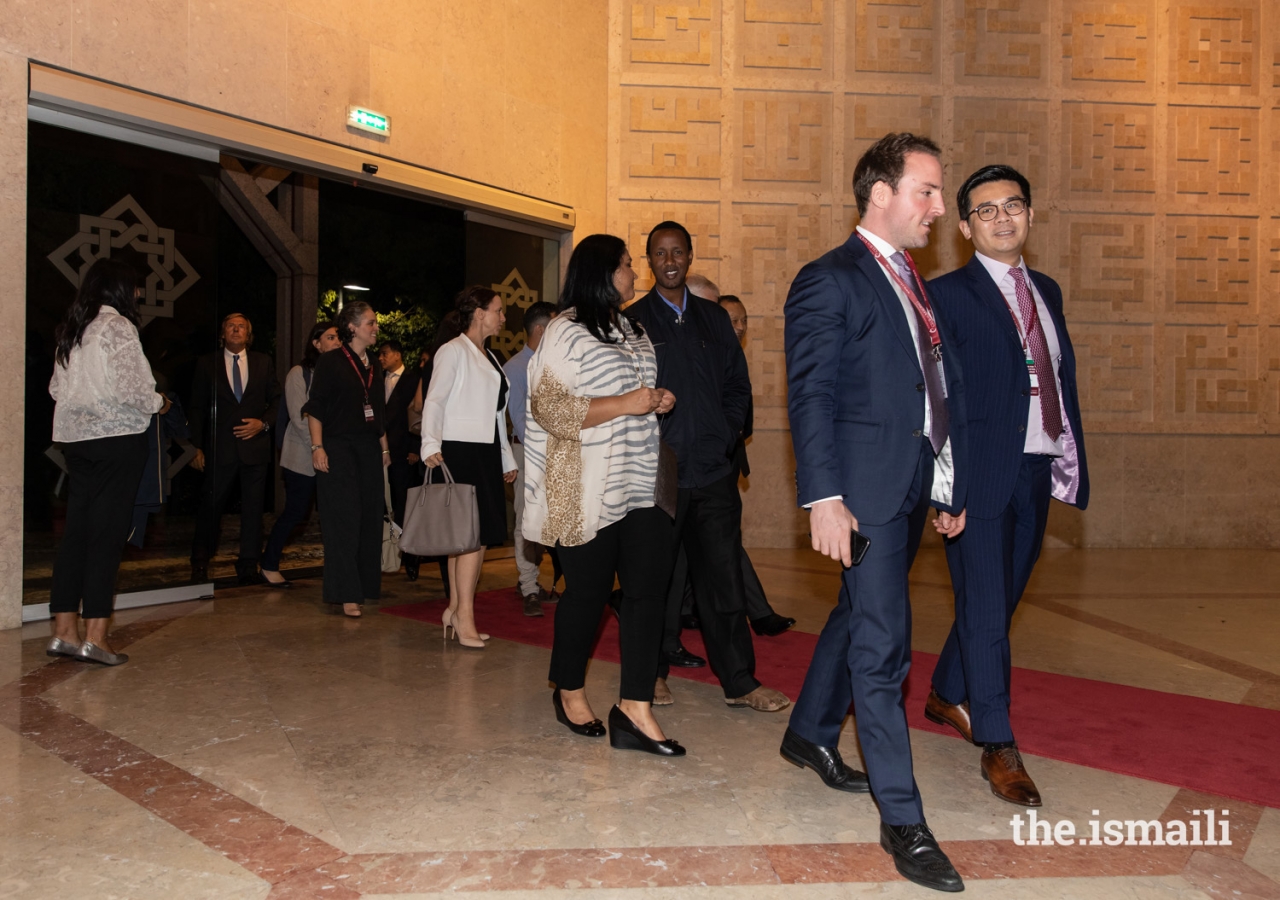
261,467,317,571
549,505,673,701
315,434,383,605
50,431,148,619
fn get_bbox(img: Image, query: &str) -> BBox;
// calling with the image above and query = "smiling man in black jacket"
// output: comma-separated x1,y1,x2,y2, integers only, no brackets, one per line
629,221,790,714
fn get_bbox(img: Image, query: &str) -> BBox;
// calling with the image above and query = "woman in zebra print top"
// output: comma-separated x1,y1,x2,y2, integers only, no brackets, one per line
522,234,686,756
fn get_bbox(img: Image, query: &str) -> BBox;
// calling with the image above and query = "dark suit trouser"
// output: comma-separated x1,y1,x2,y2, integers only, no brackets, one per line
657,471,760,699
191,456,267,569
932,454,1052,744
550,506,673,700
740,548,773,620
669,538,776,627
315,434,384,605
261,468,316,572
787,438,933,825
50,432,148,619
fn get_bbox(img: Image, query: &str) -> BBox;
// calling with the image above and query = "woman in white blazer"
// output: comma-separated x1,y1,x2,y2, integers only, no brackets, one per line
422,287,517,648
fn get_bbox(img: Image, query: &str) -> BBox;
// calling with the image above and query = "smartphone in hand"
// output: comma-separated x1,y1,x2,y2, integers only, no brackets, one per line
848,529,871,567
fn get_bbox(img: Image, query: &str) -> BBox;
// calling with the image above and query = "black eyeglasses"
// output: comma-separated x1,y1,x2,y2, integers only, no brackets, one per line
967,198,1028,222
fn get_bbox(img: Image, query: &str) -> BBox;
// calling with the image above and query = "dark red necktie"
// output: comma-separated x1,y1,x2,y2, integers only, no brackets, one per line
1010,267,1063,441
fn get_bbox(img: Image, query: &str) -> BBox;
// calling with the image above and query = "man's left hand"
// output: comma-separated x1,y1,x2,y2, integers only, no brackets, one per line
233,418,265,440
503,469,518,483
934,508,966,538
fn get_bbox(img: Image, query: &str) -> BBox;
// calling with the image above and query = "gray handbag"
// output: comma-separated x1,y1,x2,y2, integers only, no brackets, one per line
399,462,481,557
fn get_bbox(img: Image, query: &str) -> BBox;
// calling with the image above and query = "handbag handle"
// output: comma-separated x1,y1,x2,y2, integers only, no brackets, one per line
425,461,457,485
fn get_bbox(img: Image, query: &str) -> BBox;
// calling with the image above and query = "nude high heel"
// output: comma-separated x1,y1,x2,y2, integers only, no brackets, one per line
441,608,489,642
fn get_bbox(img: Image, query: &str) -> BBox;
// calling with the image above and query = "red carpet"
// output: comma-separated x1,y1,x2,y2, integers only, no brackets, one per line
383,590,1280,808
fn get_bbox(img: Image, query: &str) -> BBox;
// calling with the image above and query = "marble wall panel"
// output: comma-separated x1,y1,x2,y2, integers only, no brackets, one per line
0,52,26,628
951,98,1050,195
1059,0,1152,86
738,0,832,77
187,0,288,123
0,0,72,63
1163,324,1263,428
1169,106,1259,203
954,0,1047,85
844,94,939,159
849,0,937,77
71,0,190,98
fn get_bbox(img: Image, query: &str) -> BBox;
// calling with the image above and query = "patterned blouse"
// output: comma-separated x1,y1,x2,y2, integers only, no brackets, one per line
520,313,660,547
49,306,162,442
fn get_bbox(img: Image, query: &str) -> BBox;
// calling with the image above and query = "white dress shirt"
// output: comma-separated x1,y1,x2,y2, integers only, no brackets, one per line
973,252,1065,457
223,346,249,395
384,364,404,403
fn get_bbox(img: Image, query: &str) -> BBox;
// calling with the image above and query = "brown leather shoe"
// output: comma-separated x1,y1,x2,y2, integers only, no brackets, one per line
924,690,973,743
981,745,1042,807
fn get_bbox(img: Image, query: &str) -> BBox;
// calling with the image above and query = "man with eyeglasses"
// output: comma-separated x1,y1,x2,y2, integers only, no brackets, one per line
924,165,1090,808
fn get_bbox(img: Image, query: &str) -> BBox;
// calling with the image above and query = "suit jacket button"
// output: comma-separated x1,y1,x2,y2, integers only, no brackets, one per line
912,429,923,438
1022,389,1030,396
916,383,925,392
1017,425,1026,432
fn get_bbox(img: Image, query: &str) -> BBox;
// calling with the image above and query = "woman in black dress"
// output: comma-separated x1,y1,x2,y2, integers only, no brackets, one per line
421,287,517,649
303,301,391,617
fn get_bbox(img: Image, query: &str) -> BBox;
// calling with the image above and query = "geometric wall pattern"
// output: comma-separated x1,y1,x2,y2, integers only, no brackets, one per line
608,0,1280,545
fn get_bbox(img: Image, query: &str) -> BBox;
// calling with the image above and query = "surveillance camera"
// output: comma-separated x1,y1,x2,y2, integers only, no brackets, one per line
362,163,379,175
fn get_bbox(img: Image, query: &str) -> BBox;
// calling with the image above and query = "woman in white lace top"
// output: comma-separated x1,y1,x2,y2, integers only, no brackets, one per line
46,259,168,666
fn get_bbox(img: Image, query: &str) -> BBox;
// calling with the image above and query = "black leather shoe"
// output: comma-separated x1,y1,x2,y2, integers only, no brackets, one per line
779,728,870,793
552,690,605,737
403,555,420,581
751,613,797,637
608,705,685,756
666,644,706,668
190,564,208,583
681,613,701,630
879,822,964,892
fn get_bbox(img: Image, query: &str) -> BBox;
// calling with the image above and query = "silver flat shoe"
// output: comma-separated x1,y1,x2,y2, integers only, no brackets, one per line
46,637,81,658
76,641,128,666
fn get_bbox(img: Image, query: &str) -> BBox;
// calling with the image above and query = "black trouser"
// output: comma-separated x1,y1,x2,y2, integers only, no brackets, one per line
550,506,673,701
673,543,776,623
190,455,268,572
50,432,148,619
260,467,316,571
315,434,383,605
658,471,760,698
740,547,773,620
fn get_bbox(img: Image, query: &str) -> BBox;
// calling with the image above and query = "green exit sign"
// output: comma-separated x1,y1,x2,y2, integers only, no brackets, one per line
348,106,391,136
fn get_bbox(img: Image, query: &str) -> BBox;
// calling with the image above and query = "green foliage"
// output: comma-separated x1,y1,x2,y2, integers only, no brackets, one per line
315,290,437,362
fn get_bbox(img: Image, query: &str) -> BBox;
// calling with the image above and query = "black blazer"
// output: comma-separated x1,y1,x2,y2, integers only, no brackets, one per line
383,366,423,463
929,256,1089,518
785,232,968,524
189,350,280,467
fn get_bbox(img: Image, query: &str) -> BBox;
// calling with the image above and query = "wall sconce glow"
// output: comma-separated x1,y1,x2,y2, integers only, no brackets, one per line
343,284,370,291
347,106,391,136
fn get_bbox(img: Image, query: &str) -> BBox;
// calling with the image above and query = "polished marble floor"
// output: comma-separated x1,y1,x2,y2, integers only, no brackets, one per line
2,547,1278,899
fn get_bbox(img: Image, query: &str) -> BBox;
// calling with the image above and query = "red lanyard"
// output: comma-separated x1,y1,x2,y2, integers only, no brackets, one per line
856,234,942,357
341,346,373,405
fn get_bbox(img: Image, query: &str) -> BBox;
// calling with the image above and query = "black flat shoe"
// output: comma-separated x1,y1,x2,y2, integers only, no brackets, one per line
666,644,706,668
779,727,870,793
751,613,796,637
608,705,685,756
553,690,605,737
261,570,293,588
880,822,964,892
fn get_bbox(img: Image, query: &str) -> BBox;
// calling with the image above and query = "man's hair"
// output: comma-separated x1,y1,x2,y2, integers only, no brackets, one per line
378,338,403,356
718,294,744,309
685,273,718,300
521,301,556,333
851,132,942,217
645,220,693,255
956,164,1032,219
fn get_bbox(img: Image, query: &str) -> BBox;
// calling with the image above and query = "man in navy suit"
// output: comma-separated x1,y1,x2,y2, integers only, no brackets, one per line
781,133,968,893
924,165,1089,808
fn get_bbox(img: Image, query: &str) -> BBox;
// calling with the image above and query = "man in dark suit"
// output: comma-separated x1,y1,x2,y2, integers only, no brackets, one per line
781,133,968,893
189,312,280,585
631,221,790,714
925,165,1089,808
378,339,424,579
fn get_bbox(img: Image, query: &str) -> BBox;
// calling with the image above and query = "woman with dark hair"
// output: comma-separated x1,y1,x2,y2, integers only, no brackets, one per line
522,234,683,755
421,287,517,649
47,258,169,665
260,321,341,585
303,301,390,617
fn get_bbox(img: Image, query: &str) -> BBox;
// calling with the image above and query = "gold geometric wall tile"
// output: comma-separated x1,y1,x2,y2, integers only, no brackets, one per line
1071,323,1155,424
952,97,1050,191
734,202,832,318
736,91,830,188
845,94,939,165
1062,102,1156,198
1060,1,1151,84
1060,214,1153,315
620,87,722,185
1170,106,1258,201
1165,324,1262,425
1168,216,1256,312
1265,218,1280,296
850,0,937,75
627,1,719,69
955,0,1047,82
740,0,830,75
615,200,722,292
1171,2,1256,90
